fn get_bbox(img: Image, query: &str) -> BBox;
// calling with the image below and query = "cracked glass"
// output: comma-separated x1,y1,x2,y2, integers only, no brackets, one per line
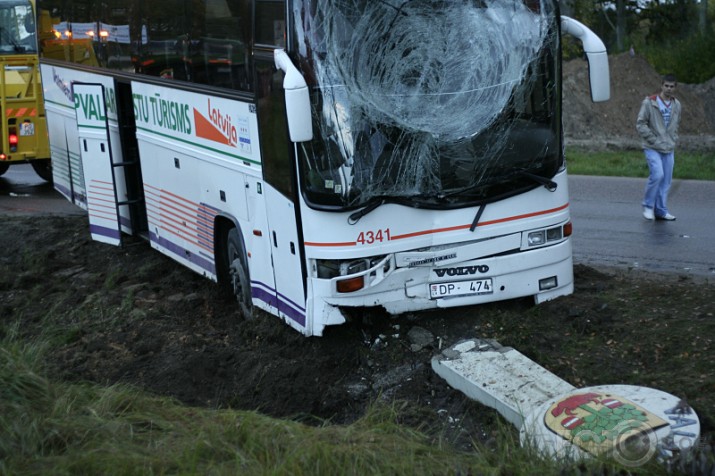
292,0,562,211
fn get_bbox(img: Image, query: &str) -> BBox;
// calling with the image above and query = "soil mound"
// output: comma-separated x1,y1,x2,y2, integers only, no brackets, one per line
563,52,715,152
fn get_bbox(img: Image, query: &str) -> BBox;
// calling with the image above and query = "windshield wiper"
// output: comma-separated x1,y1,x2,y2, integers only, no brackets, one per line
348,197,387,224
470,203,486,232
0,27,23,52
346,168,556,225
519,170,558,191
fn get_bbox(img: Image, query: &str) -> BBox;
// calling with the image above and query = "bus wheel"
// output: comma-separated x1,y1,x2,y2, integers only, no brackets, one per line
31,159,53,183
0,162,8,176
227,228,252,319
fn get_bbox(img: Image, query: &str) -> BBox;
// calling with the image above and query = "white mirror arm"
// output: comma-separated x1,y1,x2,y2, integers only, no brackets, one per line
561,16,611,103
274,48,308,92
274,49,313,142
561,16,606,55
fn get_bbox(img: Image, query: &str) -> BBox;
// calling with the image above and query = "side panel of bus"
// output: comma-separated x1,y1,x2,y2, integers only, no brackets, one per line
41,65,132,235
42,65,87,207
130,81,307,330
131,82,259,277
42,62,311,331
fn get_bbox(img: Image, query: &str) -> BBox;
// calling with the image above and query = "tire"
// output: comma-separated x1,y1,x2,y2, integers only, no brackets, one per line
31,159,53,183
227,228,253,319
0,162,8,177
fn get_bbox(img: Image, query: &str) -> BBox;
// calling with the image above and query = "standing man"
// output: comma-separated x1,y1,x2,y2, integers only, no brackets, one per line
636,73,681,221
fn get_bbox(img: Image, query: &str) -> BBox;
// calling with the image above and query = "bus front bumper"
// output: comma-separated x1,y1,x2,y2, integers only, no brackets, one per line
317,239,574,314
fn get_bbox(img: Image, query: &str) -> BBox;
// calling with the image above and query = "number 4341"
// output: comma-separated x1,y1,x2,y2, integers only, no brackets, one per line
356,228,391,245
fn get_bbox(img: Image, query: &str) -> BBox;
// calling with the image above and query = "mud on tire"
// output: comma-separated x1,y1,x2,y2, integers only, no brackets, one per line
227,228,252,319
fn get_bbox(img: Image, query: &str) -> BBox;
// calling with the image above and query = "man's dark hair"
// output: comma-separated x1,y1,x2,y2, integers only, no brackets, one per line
662,73,677,84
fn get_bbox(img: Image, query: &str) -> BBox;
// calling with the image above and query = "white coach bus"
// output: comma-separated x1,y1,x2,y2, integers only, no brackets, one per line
38,0,609,336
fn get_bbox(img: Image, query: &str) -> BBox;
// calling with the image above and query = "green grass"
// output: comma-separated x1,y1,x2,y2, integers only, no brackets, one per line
566,148,715,181
0,332,662,476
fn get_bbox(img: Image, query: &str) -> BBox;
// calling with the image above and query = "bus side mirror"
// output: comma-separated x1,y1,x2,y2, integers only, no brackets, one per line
561,16,611,103
274,49,313,142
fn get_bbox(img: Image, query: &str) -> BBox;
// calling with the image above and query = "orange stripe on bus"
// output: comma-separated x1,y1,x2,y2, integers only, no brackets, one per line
160,187,201,208
304,203,569,248
392,203,570,240
304,240,358,247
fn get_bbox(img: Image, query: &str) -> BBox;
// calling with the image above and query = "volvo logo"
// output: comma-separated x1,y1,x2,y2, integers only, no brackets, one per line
434,265,489,277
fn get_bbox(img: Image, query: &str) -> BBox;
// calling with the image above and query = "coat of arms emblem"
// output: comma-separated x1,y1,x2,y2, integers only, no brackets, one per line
544,392,669,456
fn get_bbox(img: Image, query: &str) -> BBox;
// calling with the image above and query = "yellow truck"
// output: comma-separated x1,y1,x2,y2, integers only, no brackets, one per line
0,0,51,181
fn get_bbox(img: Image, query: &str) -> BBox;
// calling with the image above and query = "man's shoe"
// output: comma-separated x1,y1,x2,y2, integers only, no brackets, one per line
642,207,654,220
656,213,676,221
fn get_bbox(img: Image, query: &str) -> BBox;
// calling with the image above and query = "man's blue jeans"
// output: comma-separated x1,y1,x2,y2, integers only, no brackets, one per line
642,148,674,217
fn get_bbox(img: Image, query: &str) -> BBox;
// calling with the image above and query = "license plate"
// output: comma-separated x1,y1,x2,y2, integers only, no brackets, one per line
430,279,493,299
20,122,35,136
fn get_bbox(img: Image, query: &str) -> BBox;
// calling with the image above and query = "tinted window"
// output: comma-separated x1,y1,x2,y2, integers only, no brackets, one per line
255,0,285,47
38,0,253,91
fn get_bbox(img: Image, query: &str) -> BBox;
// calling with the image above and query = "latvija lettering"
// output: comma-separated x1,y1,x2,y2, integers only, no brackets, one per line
208,99,238,145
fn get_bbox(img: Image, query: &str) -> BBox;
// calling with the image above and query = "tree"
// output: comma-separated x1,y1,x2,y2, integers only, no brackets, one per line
699,0,709,34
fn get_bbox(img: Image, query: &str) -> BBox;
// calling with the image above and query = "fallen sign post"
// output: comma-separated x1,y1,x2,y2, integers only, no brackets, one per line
432,338,700,467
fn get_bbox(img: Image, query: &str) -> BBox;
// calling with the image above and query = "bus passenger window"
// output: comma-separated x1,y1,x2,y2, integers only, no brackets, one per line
199,0,253,91
255,0,285,47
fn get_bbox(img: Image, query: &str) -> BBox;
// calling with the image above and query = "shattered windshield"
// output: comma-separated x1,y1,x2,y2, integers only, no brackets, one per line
292,0,561,210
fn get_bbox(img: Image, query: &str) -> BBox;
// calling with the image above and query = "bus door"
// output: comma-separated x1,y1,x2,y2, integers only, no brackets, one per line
114,81,148,238
255,47,308,331
264,185,307,330
73,83,122,246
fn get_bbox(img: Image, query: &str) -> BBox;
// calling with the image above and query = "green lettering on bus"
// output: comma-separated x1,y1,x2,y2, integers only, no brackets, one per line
76,93,106,121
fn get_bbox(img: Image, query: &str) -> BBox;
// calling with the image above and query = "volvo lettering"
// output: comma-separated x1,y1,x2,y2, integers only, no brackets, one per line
434,266,491,278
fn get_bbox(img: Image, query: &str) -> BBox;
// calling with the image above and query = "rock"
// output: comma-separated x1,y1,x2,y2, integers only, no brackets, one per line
407,326,435,351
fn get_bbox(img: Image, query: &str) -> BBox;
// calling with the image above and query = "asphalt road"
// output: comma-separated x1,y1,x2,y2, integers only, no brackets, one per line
2,164,714,278
0,164,83,217
569,175,715,279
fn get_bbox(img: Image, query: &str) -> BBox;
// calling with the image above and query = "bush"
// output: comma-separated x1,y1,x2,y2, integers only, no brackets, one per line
639,32,715,84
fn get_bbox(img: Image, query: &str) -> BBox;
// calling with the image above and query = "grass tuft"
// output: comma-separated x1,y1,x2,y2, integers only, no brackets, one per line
566,148,715,181
1,327,690,475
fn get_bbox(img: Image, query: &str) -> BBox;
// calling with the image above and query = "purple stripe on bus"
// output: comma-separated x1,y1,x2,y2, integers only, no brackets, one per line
147,232,306,327
89,223,121,239
149,231,216,275
276,290,305,313
252,284,306,327
252,286,278,309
